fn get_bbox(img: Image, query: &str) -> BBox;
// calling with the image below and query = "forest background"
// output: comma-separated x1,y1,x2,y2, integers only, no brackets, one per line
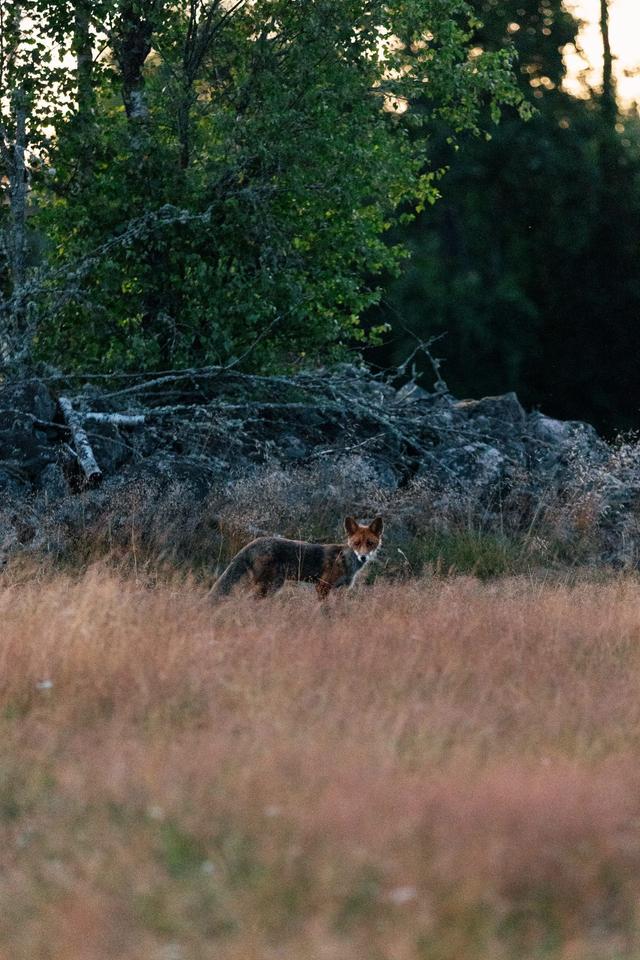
0,0,637,434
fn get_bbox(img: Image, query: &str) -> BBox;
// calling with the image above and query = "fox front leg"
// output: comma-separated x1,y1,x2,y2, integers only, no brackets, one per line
315,578,332,601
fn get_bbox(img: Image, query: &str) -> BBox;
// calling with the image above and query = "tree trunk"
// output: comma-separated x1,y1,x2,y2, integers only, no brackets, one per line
70,0,98,186
111,1,155,141
178,95,191,169
2,94,30,366
7,91,28,307
74,0,95,121
0,2,32,365
599,0,616,126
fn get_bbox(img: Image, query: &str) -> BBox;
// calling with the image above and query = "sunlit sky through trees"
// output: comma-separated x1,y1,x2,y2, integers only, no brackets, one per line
37,3,639,113
564,0,640,107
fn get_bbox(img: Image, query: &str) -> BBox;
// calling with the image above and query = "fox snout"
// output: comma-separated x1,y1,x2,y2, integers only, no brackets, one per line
344,515,384,562
352,545,376,563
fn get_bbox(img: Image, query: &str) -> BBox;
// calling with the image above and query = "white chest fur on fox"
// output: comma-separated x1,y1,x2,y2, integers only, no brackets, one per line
349,547,378,586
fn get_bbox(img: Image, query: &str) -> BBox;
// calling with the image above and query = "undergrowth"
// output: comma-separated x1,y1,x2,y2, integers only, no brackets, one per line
3,454,630,582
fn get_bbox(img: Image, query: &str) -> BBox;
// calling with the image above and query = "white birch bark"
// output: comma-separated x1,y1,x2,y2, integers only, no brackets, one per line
58,396,103,485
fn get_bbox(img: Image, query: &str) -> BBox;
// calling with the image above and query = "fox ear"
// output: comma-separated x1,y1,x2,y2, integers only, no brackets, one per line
369,516,384,536
344,516,359,536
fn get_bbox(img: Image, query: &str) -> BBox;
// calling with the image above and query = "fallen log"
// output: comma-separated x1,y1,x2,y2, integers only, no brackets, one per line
57,396,103,486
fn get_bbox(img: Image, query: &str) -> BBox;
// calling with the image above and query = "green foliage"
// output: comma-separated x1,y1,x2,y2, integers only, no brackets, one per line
398,529,528,578
0,0,525,372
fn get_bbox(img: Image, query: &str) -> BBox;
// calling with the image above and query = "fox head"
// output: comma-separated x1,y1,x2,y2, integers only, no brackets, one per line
344,516,383,564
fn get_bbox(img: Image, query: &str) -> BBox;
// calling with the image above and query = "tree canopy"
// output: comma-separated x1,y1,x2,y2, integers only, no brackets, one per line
0,0,526,373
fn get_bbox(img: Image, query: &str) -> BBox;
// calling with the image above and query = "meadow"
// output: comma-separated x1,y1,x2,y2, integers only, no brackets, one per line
2,567,640,959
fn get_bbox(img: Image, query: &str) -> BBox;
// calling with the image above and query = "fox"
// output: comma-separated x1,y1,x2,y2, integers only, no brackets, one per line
210,516,383,601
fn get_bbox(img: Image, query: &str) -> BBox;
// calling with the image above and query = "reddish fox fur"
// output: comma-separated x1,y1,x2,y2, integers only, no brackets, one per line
211,516,383,601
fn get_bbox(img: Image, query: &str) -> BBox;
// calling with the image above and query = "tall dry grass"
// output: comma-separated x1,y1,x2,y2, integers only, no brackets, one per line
2,569,640,958
9,450,635,578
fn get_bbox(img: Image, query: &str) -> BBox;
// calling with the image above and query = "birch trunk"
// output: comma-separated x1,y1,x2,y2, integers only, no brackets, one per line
2,95,29,365
7,91,28,307
111,1,154,147
0,3,30,364
58,396,103,486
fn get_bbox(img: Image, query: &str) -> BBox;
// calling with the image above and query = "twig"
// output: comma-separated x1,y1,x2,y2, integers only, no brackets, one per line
84,412,145,427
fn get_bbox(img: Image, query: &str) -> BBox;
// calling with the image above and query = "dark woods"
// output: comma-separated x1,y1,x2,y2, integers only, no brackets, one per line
371,0,640,434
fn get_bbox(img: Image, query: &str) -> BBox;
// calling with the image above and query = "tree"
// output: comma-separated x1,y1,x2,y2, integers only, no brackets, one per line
599,0,616,127
1,0,526,372
0,1,66,361
374,0,640,432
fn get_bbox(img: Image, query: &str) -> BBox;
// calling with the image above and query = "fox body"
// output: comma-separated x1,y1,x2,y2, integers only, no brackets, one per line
211,516,383,601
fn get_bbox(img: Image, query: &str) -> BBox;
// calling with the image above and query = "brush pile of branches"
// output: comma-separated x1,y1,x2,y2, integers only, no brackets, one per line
4,354,640,569
0,355,604,492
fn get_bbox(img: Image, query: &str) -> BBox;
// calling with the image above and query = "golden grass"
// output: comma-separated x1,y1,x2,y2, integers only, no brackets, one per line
2,569,640,958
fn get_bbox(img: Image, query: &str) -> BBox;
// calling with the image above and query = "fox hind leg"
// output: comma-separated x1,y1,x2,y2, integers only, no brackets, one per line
254,569,286,598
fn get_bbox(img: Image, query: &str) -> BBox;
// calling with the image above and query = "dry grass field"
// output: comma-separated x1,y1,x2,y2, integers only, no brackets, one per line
2,567,640,959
